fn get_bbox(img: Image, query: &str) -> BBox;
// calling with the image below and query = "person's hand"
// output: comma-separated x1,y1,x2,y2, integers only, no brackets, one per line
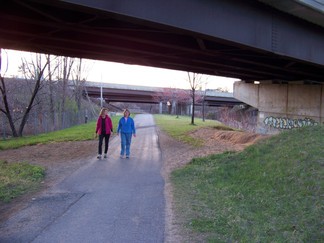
133,134,136,138
94,133,98,139
117,132,119,136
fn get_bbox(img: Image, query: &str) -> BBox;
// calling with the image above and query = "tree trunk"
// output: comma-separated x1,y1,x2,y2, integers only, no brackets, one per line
191,88,195,125
202,96,205,122
60,57,67,128
0,75,18,137
75,58,82,111
60,57,74,128
47,55,56,130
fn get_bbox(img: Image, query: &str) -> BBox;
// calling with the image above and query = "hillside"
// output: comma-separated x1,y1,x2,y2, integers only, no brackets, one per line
171,125,324,242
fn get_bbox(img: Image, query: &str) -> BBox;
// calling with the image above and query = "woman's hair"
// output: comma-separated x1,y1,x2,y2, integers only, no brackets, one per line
99,108,108,116
123,109,130,116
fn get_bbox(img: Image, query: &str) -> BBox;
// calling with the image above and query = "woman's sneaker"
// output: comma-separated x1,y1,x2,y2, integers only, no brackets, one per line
104,154,107,158
97,154,102,159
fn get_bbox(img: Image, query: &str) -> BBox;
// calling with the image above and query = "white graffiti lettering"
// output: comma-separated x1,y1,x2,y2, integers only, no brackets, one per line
264,116,318,129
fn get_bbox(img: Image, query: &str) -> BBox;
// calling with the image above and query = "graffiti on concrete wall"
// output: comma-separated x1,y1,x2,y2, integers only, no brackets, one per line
264,116,318,129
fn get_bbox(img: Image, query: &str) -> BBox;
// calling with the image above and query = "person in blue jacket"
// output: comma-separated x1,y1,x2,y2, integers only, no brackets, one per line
117,109,136,158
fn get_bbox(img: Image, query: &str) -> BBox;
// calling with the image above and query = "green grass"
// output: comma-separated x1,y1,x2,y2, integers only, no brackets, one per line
171,125,324,242
154,114,232,146
0,115,122,202
0,115,122,150
0,160,45,203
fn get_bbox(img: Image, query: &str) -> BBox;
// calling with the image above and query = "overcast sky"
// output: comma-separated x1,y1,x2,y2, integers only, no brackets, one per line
1,49,238,91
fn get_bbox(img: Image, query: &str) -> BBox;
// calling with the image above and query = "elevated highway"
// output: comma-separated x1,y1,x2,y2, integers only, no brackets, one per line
0,0,324,82
84,82,243,107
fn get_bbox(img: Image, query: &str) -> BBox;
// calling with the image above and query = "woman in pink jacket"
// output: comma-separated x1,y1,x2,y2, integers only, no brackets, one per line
95,108,113,159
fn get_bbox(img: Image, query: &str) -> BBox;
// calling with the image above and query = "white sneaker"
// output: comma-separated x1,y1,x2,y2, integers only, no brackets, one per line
97,154,102,159
104,154,107,158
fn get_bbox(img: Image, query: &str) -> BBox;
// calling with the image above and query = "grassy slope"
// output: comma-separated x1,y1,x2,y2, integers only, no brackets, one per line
154,114,230,146
0,115,121,150
171,125,323,242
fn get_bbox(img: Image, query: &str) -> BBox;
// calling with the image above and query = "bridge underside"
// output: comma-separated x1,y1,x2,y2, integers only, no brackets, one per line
0,0,324,83
85,86,242,107
86,87,158,104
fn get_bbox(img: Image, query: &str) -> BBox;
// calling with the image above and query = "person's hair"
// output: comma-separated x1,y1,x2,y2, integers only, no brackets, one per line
99,108,108,116
123,109,130,116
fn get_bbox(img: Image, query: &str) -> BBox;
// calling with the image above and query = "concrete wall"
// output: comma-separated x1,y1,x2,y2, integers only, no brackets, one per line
234,82,324,134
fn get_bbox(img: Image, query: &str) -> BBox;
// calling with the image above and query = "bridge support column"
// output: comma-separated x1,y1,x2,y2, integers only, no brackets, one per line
234,81,324,134
159,102,163,114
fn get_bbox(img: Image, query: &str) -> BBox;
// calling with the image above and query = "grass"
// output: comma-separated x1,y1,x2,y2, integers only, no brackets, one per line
154,114,232,146
0,160,45,203
0,115,122,150
0,115,122,203
171,125,324,242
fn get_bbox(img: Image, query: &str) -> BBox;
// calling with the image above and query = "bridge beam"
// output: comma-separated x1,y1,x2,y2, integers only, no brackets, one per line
234,81,324,134
63,0,324,66
1,0,324,81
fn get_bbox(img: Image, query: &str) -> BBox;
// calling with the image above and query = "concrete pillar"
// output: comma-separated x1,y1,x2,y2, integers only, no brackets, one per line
188,104,193,115
159,102,163,114
234,81,323,134
172,101,176,115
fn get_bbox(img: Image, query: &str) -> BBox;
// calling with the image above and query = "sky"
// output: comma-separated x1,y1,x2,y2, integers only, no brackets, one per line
1,49,238,91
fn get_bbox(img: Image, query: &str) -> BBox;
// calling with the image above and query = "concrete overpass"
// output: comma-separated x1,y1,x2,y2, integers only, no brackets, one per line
1,0,324,82
1,0,323,132
84,82,243,107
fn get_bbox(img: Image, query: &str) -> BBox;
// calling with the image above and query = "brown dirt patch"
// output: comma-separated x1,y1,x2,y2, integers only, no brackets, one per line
192,127,268,148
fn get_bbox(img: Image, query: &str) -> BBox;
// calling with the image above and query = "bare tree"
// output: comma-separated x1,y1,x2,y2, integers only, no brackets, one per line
18,54,50,136
0,53,49,137
72,58,89,111
56,56,75,127
187,72,206,125
45,54,61,129
47,54,56,128
1,50,96,136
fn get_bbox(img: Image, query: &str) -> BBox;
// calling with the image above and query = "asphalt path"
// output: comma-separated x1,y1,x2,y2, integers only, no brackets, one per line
0,114,165,243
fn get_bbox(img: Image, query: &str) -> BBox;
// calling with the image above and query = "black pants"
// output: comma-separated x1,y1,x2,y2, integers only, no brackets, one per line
98,134,110,155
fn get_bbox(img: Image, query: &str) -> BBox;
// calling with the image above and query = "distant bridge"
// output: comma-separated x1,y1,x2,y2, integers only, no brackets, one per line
84,82,243,107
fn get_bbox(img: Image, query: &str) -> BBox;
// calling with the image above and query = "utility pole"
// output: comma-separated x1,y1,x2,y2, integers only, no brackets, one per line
202,95,205,122
100,85,103,108
100,73,103,108
202,82,207,122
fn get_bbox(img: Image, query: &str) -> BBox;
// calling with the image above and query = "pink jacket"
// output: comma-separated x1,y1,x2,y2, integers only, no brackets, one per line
96,115,113,135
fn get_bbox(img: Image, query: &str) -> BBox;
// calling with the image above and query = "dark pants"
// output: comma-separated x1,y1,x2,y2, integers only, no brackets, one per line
98,134,110,155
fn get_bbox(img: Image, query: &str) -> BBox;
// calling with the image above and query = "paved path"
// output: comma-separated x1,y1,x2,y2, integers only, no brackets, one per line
0,114,165,243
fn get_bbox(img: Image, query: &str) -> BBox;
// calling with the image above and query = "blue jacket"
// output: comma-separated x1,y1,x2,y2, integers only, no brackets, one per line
117,117,136,134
